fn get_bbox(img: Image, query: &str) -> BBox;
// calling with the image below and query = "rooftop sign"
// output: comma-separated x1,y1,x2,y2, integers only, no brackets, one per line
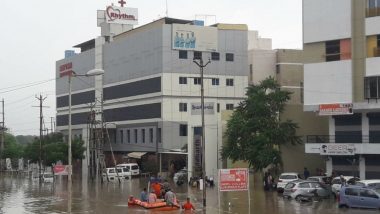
105,5,138,25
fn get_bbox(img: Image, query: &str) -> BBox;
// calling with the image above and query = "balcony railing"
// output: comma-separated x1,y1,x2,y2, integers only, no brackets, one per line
306,135,380,144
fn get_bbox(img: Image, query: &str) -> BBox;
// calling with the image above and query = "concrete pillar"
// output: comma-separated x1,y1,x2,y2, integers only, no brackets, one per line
362,113,369,143
81,127,89,179
329,116,335,143
359,155,366,180
326,156,333,176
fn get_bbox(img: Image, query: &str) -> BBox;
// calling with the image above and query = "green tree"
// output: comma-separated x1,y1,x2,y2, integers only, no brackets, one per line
221,77,301,171
1,133,24,159
24,133,85,166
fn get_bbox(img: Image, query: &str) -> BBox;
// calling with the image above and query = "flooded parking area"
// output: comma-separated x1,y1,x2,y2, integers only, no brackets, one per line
0,173,379,214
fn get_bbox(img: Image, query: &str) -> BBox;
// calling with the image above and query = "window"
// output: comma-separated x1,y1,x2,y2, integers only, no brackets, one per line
212,78,219,85
326,40,340,62
360,189,379,198
211,52,220,61
226,104,234,110
179,103,187,112
365,76,380,99
217,103,220,113
194,77,201,85
157,128,162,143
142,129,145,143
179,77,187,84
149,128,154,143
226,78,234,86
120,130,124,144
194,51,202,60
249,64,253,83
134,129,138,143
226,53,234,61
179,124,188,136
127,130,131,143
367,0,380,17
298,183,310,188
179,50,188,59
300,82,304,104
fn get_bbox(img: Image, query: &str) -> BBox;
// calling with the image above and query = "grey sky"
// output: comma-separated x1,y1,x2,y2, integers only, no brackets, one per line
0,0,302,135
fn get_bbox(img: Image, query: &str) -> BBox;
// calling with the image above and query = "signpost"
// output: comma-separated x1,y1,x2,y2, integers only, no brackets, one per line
219,168,250,213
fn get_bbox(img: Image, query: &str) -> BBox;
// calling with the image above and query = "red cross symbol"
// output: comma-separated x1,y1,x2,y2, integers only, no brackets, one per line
118,0,126,7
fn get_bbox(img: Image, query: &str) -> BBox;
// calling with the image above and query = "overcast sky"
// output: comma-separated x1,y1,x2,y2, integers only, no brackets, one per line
0,0,302,136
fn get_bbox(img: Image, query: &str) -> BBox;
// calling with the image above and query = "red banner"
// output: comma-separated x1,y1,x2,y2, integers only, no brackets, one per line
53,165,69,175
59,62,73,77
219,168,249,192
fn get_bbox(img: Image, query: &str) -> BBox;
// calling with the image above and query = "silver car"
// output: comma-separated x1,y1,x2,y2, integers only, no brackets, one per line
283,180,332,200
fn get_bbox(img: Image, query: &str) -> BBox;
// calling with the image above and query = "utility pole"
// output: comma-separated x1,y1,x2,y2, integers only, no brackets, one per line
34,95,47,182
193,57,211,208
0,99,5,171
51,117,55,133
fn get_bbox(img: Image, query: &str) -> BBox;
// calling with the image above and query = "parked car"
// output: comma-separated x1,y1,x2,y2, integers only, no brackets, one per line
277,173,301,193
116,163,140,176
356,180,380,189
331,176,360,198
283,180,332,200
173,168,188,183
102,167,123,181
339,185,380,209
307,176,330,184
42,173,54,183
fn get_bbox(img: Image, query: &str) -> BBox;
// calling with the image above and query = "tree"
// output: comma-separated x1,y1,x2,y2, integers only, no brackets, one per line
24,133,85,166
221,77,301,171
1,133,24,159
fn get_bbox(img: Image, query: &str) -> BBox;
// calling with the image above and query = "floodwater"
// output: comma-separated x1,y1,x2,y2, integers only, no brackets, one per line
0,173,378,214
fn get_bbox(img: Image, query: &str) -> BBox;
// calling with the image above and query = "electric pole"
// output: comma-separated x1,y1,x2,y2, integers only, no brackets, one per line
34,95,48,182
0,99,5,171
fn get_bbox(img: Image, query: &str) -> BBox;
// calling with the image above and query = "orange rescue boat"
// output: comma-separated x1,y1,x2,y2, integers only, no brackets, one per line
128,197,180,211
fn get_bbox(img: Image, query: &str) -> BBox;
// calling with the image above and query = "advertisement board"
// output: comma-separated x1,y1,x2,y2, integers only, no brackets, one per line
191,102,215,115
219,168,249,192
105,6,138,25
53,164,69,175
59,62,73,77
320,144,355,155
319,103,353,116
172,24,217,52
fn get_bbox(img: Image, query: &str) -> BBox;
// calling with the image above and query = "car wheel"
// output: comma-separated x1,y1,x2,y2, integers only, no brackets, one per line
295,195,301,202
338,204,348,209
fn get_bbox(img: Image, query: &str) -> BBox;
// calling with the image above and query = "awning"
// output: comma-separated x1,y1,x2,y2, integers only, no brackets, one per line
127,152,147,159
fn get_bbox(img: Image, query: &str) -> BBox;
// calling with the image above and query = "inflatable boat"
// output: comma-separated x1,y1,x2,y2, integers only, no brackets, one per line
128,198,180,211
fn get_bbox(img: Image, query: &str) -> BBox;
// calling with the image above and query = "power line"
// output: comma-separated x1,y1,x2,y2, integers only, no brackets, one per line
0,78,56,94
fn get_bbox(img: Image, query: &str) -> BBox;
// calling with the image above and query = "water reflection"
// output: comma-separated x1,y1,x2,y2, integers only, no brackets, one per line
0,173,379,214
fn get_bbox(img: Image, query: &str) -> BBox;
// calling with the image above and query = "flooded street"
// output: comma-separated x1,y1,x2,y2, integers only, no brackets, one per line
0,173,378,214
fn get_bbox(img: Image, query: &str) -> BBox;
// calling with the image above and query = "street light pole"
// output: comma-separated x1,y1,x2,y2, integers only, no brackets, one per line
193,57,211,208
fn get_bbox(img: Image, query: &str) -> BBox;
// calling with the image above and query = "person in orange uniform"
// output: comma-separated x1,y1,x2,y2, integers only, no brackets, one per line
182,197,195,211
151,182,162,198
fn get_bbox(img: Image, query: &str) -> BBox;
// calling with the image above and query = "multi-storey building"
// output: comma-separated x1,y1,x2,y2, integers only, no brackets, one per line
303,0,380,179
55,15,248,179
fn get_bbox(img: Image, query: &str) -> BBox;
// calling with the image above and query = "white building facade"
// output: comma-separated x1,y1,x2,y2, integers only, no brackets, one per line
303,0,380,179
55,17,248,179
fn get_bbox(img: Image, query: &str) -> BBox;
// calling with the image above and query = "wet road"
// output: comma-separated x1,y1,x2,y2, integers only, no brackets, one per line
0,173,378,214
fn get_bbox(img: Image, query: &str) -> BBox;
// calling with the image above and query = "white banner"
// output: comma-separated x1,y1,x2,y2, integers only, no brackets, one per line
191,102,215,115
105,6,138,25
320,144,355,155
319,103,353,116
172,24,218,52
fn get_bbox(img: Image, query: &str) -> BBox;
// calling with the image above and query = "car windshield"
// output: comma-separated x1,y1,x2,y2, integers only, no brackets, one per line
131,165,139,170
307,178,319,182
280,175,297,180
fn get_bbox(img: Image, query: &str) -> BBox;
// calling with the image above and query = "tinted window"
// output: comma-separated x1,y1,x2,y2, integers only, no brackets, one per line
345,188,359,196
179,50,187,59
280,175,298,180
109,169,115,173
285,183,295,189
123,168,129,172
131,165,139,170
298,183,310,188
360,189,379,198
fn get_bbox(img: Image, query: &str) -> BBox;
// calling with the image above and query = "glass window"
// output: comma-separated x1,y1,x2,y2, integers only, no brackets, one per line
360,189,379,198
194,77,201,85
298,183,310,188
179,103,187,112
179,77,187,84
211,52,220,61
149,128,154,143
217,103,220,113
134,129,138,143
226,104,234,110
127,130,130,143
142,129,145,143
365,76,380,99
157,128,162,143
226,53,234,61
179,50,188,59
212,78,219,85
194,51,202,60
179,124,188,136
226,78,234,86
120,130,123,144
326,40,340,61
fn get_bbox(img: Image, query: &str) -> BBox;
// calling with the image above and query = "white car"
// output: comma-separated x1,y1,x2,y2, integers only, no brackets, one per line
331,176,360,197
42,173,54,183
277,173,301,192
355,179,380,189
173,168,188,183
102,167,124,181
116,163,140,176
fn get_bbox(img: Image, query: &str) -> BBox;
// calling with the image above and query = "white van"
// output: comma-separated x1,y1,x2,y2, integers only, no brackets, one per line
102,167,123,181
116,163,140,177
